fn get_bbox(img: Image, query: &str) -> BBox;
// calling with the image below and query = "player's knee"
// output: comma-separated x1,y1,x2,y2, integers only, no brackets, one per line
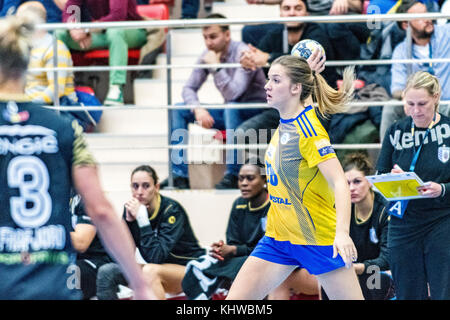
142,263,162,283
105,28,125,41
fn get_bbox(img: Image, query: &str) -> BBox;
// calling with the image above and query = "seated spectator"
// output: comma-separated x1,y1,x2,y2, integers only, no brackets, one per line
241,0,283,47
70,193,113,300
362,1,441,86
182,160,318,299
57,0,148,106
245,0,368,15
40,0,67,23
368,0,440,14
16,1,101,131
16,2,77,105
321,152,394,300
1,0,65,22
160,13,267,190
240,0,339,87
96,165,205,300
242,0,370,62
45,0,68,23
379,0,450,140
328,80,388,163
320,1,371,62
358,1,405,93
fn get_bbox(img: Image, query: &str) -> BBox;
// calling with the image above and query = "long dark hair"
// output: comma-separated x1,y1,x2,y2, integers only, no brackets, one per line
131,165,159,184
342,152,374,176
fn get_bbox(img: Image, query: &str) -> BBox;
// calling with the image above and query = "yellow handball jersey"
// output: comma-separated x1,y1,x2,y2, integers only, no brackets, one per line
264,106,337,246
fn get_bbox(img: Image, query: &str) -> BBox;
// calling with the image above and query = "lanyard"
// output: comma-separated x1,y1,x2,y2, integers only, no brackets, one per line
427,43,434,75
389,114,436,219
409,113,436,171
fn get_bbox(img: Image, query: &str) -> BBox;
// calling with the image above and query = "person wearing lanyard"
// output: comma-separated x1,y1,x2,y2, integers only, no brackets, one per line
380,0,450,141
376,71,450,300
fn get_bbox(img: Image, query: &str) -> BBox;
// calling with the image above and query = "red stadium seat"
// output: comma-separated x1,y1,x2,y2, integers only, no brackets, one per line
149,0,175,7
137,3,170,20
71,4,169,66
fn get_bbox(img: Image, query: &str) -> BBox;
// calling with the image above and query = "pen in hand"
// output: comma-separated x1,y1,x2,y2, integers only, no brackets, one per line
391,164,404,174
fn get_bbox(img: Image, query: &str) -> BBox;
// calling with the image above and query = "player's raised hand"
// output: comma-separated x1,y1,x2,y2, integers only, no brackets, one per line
307,48,326,74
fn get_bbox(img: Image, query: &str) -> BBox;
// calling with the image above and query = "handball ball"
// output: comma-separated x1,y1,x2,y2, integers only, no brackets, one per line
291,39,325,60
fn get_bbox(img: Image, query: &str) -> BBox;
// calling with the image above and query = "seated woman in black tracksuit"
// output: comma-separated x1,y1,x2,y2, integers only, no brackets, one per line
96,165,205,300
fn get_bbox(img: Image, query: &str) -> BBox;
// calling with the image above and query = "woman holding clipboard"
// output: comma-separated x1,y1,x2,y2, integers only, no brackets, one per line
376,71,450,300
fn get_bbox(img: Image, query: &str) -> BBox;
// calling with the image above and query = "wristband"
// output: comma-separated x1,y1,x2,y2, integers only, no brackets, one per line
440,183,446,198
136,205,150,228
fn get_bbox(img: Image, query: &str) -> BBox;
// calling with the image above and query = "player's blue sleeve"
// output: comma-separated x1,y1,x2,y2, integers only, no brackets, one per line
0,0,22,17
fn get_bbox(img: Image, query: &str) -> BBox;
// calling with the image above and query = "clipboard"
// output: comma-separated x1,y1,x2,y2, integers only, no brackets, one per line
365,172,428,201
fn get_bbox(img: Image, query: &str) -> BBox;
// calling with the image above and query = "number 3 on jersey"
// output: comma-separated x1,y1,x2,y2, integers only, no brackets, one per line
265,161,278,186
7,156,52,228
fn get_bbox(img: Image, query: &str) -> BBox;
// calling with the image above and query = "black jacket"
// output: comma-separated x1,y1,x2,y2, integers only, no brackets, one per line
226,196,270,256
125,194,205,265
350,193,390,271
376,114,450,246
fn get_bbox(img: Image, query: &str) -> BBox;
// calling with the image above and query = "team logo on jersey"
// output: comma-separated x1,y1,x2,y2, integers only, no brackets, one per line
280,133,290,145
438,145,449,163
2,101,29,123
369,227,379,244
168,216,176,224
315,139,334,157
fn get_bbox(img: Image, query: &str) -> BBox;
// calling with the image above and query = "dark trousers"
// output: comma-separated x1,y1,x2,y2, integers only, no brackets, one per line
96,263,127,300
389,215,450,300
76,258,110,300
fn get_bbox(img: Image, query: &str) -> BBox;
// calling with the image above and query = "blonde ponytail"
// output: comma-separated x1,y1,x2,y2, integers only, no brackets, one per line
313,66,355,118
271,55,355,118
0,16,34,83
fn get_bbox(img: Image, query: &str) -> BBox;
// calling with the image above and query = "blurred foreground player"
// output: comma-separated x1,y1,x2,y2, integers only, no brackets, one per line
0,16,152,300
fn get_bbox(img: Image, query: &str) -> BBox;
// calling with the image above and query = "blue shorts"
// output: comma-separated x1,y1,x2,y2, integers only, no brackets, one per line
250,236,346,275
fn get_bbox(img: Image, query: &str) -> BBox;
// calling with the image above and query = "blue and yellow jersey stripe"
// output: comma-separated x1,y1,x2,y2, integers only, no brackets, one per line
264,106,337,246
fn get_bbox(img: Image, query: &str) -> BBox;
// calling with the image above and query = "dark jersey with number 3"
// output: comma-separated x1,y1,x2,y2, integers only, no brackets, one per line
0,97,95,299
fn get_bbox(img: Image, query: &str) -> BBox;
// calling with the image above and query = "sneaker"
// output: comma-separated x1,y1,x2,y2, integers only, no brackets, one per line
215,174,238,189
160,175,190,190
104,84,124,106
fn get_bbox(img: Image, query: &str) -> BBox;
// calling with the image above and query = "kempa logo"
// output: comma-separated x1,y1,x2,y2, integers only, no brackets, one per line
390,124,450,150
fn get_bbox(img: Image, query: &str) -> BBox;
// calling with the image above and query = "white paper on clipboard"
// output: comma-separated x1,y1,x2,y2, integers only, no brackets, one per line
365,172,428,201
